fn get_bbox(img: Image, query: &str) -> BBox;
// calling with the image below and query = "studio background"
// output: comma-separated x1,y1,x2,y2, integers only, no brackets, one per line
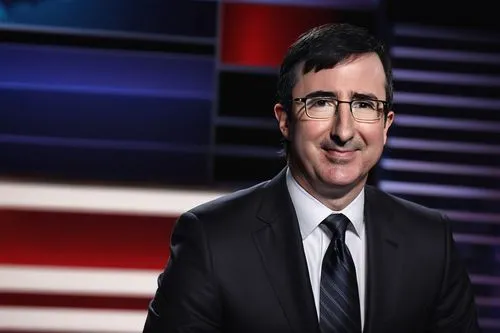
0,0,499,332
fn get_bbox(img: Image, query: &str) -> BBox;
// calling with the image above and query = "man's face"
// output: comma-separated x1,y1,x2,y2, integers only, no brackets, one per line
275,53,394,198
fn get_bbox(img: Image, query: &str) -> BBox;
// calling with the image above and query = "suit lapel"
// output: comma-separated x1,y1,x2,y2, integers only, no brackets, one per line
252,169,319,333
251,174,404,332
363,186,403,332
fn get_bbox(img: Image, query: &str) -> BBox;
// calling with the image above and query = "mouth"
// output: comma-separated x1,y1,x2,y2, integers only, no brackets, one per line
323,148,357,160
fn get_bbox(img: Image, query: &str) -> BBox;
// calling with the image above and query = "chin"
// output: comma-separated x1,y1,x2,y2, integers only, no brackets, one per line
324,178,358,189
319,167,366,189
320,174,359,188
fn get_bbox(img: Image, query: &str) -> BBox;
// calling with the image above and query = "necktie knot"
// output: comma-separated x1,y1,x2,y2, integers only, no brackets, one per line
322,213,349,242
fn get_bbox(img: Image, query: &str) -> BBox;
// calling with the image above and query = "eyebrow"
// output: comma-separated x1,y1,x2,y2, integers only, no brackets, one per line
352,92,380,100
303,90,337,99
303,90,382,101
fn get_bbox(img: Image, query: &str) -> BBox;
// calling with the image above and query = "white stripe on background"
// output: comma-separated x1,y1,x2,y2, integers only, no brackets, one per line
394,115,500,132
476,297,500,307
381,159,500,177
471,275,500,286
394,24,500,43
454,234,500,246
394,92,500,109
391,47,500,65
0,306,146,332
0,181,227,215
379,181,500,200
393,69,500,86
387,138,500,154
444,210,500,224
0,265,159,297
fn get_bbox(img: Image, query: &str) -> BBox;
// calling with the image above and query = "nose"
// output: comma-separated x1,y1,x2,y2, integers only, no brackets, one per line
331,102,355,144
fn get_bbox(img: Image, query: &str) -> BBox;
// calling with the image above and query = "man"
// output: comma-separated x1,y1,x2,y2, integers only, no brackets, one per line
143,23,480,332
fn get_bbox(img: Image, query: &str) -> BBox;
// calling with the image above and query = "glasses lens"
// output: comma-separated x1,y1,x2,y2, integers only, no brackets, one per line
351,100,383,121
305,97,335,119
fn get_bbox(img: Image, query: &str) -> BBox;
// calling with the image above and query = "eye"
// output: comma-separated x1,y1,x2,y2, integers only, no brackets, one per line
307,97,335,109
352,100,377,110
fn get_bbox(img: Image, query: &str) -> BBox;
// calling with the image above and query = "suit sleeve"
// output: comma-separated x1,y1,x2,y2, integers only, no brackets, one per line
143,211,222,333
430,214,481,333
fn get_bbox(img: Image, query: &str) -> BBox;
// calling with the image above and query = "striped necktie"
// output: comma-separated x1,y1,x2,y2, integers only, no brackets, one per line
319,213,361,333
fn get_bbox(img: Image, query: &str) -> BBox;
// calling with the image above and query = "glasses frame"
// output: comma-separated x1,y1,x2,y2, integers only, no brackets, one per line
292,96,389,122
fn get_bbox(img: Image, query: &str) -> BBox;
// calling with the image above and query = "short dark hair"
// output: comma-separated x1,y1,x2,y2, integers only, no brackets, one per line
276,22,393,156
277,23,393,110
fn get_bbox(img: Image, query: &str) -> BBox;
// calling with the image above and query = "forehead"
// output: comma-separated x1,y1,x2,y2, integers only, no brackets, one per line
292,53,386,99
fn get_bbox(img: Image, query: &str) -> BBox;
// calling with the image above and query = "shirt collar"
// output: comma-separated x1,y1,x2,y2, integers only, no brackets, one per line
286,168,365,240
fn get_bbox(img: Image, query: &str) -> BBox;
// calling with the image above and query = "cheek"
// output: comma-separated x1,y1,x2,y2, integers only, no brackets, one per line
294,121,331,142
358,124,387,145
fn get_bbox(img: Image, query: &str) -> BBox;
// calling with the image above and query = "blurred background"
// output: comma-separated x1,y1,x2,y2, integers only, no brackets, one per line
0,0,499,332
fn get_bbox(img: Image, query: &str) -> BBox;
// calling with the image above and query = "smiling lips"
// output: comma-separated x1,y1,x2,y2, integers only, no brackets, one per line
323,148,356,159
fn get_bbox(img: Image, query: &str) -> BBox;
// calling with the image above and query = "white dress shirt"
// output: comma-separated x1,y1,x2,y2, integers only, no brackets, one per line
286,168,366,330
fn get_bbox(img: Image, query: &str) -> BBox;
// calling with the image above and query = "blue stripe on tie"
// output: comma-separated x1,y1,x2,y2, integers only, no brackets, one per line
319,214,361,333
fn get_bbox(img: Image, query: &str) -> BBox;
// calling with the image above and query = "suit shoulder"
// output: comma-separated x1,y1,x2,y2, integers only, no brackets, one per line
365,186,452,251
187,180,269,219
366,185,446,223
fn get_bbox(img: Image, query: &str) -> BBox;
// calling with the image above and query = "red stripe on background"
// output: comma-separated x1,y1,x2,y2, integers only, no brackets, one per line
0,209,177,269
0,292,149,310
220,3,338,67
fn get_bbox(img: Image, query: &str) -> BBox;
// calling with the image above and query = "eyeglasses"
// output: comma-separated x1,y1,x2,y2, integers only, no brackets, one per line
293,96,388,122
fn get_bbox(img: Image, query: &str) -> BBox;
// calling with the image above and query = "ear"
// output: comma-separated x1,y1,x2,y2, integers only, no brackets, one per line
383,110,395,145
274,103,290,140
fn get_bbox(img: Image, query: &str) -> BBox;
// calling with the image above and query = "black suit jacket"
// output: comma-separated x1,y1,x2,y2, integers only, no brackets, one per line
143,169,480,332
